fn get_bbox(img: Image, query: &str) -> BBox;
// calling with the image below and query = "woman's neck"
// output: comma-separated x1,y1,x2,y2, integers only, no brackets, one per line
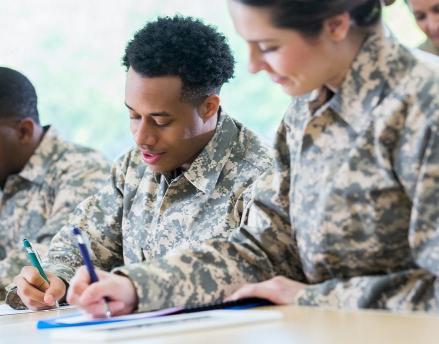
325,27,369,92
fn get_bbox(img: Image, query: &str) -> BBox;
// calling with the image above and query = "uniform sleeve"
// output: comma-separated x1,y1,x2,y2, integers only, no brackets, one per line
294,269,436,311
294,92,439,312
113,121,306,312
0,153,110,297
4,156,129,307
42,160,127,284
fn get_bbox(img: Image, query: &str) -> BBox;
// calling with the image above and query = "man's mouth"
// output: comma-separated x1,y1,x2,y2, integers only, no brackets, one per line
141,151,165,164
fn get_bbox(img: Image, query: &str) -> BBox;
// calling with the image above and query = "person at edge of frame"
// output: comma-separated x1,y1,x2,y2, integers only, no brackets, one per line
0,67,110,300
406,0,439,55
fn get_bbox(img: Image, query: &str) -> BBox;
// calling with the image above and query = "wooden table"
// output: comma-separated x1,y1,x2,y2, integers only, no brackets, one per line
0,304,438,343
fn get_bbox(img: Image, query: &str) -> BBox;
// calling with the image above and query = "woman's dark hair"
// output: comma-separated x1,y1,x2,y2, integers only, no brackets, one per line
233,0,389,36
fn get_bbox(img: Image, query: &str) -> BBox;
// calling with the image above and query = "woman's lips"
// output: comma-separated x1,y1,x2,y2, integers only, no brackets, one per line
271,75,289,84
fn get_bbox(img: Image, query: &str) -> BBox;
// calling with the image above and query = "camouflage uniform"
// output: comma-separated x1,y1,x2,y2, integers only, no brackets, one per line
67,26,437,313
4,113,272,308
0,126,110,299
418,39,439,56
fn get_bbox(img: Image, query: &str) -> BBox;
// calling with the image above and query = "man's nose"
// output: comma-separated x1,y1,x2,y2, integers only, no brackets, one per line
134,119,158,147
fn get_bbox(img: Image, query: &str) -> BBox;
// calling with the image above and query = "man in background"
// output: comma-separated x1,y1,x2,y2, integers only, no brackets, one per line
0,67,110,299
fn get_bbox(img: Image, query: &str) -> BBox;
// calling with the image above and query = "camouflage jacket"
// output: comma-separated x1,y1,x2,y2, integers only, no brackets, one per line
97,27,438,313
15,114,273,301
0,126,110,299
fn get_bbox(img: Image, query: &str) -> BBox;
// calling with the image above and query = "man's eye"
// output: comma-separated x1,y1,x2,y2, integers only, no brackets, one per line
259,46,279,54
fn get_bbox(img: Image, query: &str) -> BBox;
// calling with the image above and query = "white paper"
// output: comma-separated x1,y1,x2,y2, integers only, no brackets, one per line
50,310,283,341
0,303,74,316
0,303,36,315
52,306,183,325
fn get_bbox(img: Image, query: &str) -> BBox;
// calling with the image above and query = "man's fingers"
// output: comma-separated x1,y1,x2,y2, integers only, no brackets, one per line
95,269,110,280
67,270,138,317
15,275,47,307
66,281,88,305
69,279,90,297
82,300,126,318
75,266,92,284
44,276,66,305
26,298,52,311
78,281,109,306
20,266,49,291
66,266,93,305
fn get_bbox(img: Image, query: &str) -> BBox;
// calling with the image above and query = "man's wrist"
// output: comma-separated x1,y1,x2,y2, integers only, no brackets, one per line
113,271,139,312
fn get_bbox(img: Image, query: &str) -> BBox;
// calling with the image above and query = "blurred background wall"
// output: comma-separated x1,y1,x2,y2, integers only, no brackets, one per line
0,0,425,159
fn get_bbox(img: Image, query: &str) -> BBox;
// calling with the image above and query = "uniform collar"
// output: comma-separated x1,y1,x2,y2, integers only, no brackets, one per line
18,126,61,185
312,25,415,134
182,113,237,194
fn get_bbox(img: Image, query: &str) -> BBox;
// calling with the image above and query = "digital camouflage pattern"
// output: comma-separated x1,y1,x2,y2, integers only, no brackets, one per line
0,126,110,299
103,26,438,313
2,114,272,308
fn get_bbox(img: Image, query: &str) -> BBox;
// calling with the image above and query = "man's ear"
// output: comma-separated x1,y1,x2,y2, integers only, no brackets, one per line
322,12,351,43
198,94,220,122
16,118,35,144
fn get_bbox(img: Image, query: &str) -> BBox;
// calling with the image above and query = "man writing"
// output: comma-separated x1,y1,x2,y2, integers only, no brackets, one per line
8,16,272,312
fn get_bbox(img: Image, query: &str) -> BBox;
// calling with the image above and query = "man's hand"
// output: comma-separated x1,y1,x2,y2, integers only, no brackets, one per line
67,266,138,318
226,276,307,305
14,266,66,310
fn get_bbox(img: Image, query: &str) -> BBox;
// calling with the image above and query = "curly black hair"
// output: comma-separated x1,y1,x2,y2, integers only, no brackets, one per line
0,67,39,123
122,16,235,104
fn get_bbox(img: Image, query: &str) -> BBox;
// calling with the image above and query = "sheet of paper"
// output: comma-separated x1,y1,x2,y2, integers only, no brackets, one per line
50,310,283,341
0,303,36,315
0,303,74,316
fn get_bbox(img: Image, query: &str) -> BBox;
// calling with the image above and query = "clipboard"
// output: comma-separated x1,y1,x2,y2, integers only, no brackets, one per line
37,297,273,330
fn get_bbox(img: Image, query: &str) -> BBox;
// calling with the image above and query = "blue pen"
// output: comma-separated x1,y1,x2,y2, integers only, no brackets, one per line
72,227,111,318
